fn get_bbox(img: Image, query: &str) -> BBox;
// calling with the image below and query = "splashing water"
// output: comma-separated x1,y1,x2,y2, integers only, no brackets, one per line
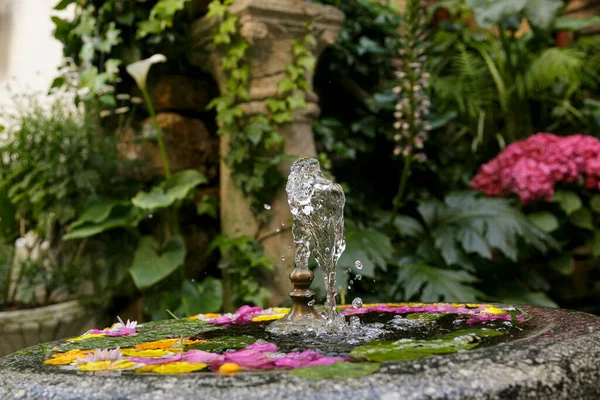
286,158,347,329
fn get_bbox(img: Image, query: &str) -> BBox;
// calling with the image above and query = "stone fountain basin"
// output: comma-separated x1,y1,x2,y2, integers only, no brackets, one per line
1,306,600,399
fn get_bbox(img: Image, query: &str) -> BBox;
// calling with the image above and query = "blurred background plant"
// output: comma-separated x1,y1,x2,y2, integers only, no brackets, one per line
1,0,599,325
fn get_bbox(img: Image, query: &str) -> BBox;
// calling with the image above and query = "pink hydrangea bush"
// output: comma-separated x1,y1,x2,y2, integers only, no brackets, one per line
471,133,600,204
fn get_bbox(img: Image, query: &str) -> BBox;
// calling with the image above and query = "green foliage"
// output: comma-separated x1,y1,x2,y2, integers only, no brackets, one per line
350,328,502,362
129,235,186,290
0,96,118,230
177,277,223,316
132,170,207,210
397,263,481,302
185,335,256,352
208,235,274,308
290,361,380,380
430,0,600,155
137,0,193,38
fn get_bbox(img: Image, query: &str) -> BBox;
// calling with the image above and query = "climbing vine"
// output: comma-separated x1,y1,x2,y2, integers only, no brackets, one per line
206,0,317,213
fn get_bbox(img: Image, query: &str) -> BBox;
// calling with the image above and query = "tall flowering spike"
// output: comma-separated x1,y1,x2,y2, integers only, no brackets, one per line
126,54,167,90
393,0,431,162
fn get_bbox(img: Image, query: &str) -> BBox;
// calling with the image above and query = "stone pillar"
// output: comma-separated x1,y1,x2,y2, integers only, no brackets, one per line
189,0,344,306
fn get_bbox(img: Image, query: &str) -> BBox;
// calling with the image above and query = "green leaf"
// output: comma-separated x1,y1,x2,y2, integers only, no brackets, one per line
54,0,76,10
555,16,600,31
350,328,502,362
570,207,594,230
129,235,186,290
549,252,573,275
552,190,582,215
528,211,559,233
99,94,116,107
163,169,207,202
132,187,174,209
397,263,481,302
290,361,380,380
71,199,124,229
196,195,219,219
132,170,206,210
178,277,223,316
393,215,424,238
590,195,600,213
592,230,600,257
524,0,563,31
466,0,527,29
185,336,256,352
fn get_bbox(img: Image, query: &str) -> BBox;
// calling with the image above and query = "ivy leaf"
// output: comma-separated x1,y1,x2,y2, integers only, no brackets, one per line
278,78,297,95
129,235,186,290
287,92,307,110
552,190,582,215
397,263,481,302
393,215,425,238
196,194,219,219
570,207,594,230
99,94,116,107
290,361,380,380
528,211,559,233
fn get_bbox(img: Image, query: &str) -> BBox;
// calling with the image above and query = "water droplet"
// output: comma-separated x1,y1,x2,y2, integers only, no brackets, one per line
308,300,315,306
281,256,286,261
325,247,330,253
305,291,312,297
347,285,352,290
348,280,354,285
355,260,363,270
352,297,363,309
355,274,362,281
288,245,292,250
148,214,154,219
263,204,271,210
281,222,285,227
276,229,281,233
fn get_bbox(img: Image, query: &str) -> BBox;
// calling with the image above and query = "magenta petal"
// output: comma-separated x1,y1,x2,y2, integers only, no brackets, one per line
235,306,263,315
224,350,275,370
182,350,224,364
128,354,182,364
208,315,233,325
245,342,278,353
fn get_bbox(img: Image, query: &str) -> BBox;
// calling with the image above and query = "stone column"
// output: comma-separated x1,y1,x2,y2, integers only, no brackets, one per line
189,0,344,306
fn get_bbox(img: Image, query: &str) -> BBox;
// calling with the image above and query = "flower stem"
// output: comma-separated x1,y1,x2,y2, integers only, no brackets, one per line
141,87,171,178
390,155,412,226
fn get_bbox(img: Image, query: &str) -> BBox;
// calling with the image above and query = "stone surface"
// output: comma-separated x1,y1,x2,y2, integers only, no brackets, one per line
0,300,98,357
117,113,219,182
147,75,212,114
188,0,344,306
2,306,600,399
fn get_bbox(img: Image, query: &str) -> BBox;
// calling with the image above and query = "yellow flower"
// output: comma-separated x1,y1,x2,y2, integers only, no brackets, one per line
78,360,136,372
134,339,179,350
135,365,158,373
121,349,172,358
481,305,505,315
67,333,106,342
149,362,207,374
252,314,285,322
218,363,241,375
43,350,90,365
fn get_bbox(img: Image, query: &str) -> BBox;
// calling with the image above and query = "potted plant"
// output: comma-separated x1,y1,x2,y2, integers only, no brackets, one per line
0,94,129,356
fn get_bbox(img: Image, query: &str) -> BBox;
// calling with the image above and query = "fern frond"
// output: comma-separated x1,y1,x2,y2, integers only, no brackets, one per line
525,48,586,93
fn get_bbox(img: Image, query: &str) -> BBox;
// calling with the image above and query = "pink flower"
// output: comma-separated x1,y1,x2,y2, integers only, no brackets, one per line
274,349,347,369
90,316,137,337
181,350,224,364
472,133,600,204
78,348,122,363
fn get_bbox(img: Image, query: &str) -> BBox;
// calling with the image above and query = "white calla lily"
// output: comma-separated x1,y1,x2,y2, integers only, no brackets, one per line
126,54,167,90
